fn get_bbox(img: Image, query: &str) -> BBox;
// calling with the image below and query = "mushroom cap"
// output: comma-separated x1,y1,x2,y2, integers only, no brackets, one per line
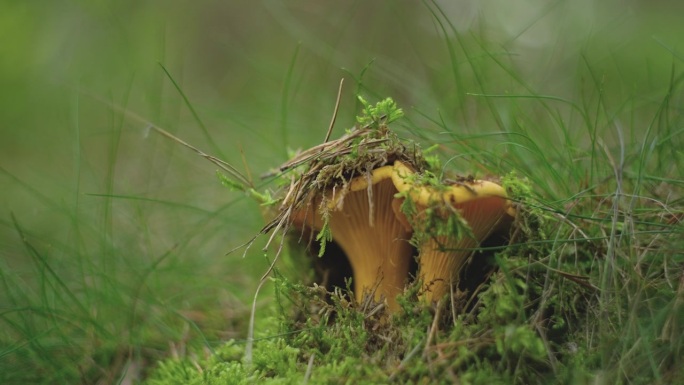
290,197,325,232
392,161,515,217
391,160,515,303
346,165,395,193
290,165,396,229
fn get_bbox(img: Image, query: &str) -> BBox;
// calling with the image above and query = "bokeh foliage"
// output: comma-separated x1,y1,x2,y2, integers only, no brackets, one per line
1,1,682,384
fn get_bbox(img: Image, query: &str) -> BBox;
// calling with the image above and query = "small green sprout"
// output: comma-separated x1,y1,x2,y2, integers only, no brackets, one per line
217,169,246,191
217,171,277,206
315,213,333,257
356,96,404,129
423,144,442,170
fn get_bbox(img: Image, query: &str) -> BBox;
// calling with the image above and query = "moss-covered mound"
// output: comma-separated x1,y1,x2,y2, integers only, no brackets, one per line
146,98,683,385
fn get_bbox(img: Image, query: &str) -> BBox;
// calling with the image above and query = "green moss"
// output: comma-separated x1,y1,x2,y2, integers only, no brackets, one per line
145,339,301,385
146,206,682,384
355,95,404,129
146,255,557,384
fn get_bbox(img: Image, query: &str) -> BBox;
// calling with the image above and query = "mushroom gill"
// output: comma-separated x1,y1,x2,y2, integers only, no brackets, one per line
392,161,515,304
291,165,414,312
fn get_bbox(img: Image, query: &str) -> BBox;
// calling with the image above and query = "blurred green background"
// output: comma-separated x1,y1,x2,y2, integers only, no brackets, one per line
1,0,682,383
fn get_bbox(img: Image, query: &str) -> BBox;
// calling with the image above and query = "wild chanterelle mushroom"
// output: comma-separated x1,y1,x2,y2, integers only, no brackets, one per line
391,161,515,304
291,165,413,312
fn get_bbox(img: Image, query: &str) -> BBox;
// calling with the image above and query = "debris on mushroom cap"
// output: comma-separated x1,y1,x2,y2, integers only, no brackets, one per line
289,165,413,312
391,161,515,304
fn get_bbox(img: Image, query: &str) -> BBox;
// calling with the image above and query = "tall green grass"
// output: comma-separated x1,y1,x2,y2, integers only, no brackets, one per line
1,1,682,384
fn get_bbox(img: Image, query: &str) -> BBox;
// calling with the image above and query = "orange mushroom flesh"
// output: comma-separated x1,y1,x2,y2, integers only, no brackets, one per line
291,165,413,312
392,161,515,303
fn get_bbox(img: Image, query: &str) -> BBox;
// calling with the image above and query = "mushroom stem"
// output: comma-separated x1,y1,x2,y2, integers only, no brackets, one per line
417,196,509,301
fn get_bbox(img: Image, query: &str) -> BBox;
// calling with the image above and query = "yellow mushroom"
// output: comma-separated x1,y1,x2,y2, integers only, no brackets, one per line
291,165,414,312
392,161,515,304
